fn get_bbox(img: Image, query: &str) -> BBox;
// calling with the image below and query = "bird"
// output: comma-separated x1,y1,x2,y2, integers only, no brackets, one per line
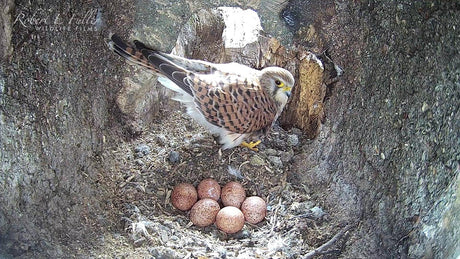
108,34,294,151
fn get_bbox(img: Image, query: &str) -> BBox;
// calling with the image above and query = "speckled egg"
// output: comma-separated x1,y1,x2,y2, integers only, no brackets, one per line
190,198,221,227
241,196,267,224
171,183,198,211
197,178,221,201
221,181,246,208
215,206,245,234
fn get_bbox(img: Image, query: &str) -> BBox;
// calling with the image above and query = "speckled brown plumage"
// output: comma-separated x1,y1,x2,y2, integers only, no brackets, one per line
190,73,277,134
108,34,294,149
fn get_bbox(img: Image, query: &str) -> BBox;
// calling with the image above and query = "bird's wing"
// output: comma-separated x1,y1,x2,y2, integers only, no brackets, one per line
156,53,255,77
109,34,194,95
109,34,277,134
109,34,159,72
109,34,244,96
189,73,278,134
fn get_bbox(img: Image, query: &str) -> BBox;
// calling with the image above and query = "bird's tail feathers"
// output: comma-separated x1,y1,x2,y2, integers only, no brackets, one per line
157,76,189,96
109,34,194,96
108,34,158,72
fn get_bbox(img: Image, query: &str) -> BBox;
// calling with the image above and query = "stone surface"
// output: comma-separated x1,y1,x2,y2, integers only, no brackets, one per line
268,155,283,168
250,155,266,166
288,1,459,258
134,144,151,156
0,0,135,257
286,134,299,146
168,150,180,164
0,0,14,61
115,71,167,135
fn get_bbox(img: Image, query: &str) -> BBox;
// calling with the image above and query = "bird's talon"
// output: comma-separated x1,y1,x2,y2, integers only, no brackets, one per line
241,140,262,151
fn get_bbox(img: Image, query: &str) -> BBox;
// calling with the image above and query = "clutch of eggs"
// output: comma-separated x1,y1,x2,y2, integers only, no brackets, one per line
170,178,267,233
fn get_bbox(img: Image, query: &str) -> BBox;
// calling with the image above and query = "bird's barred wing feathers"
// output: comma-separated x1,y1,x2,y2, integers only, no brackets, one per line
109,34,158,72
109,34,194,95
189,73,277,134
109,34,278,135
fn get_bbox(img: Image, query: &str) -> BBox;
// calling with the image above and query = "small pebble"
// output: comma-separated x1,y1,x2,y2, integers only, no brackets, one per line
217,247,227,258
289,201,315,214
135,160,145,166
190,133,205,143
280,151,294,163
264,148,278,156
268,156,283,168
156,134,168,146
250,155,265,166
134,144,151,154
234,229,251,239
168,150,180,163
133,237,146,247
310,206,327,219
134,144,150,158
227,166,243,179
287,134,299,146
421,102,429,112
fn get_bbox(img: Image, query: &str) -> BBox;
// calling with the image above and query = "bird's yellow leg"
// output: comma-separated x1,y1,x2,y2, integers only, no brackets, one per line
241,140,262,151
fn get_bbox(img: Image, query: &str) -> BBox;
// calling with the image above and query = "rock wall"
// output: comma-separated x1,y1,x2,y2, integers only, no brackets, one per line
0,0,134,257
289,1,459,258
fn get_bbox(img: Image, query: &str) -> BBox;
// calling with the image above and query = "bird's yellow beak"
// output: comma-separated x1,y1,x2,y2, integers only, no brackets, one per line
283,86,292,97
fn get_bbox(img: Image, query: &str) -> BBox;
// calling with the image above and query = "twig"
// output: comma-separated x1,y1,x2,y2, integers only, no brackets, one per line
269,198,283,236
303,223,356,259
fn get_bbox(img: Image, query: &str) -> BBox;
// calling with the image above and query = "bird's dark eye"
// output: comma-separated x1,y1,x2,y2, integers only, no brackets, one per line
275,80,282,85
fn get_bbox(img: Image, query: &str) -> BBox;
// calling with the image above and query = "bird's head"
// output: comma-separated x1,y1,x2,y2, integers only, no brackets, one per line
260,67,295,107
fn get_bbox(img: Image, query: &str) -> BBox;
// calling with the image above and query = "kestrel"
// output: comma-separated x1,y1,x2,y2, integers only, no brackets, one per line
108,34,294,150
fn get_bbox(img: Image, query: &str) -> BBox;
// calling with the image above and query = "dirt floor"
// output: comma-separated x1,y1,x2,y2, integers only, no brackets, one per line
90,108,345,258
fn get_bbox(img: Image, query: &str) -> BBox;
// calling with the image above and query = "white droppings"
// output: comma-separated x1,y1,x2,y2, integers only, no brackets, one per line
305,52,324,70
218,7,263,48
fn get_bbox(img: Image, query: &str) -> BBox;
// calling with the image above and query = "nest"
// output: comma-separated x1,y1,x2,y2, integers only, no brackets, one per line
100,110,352,258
